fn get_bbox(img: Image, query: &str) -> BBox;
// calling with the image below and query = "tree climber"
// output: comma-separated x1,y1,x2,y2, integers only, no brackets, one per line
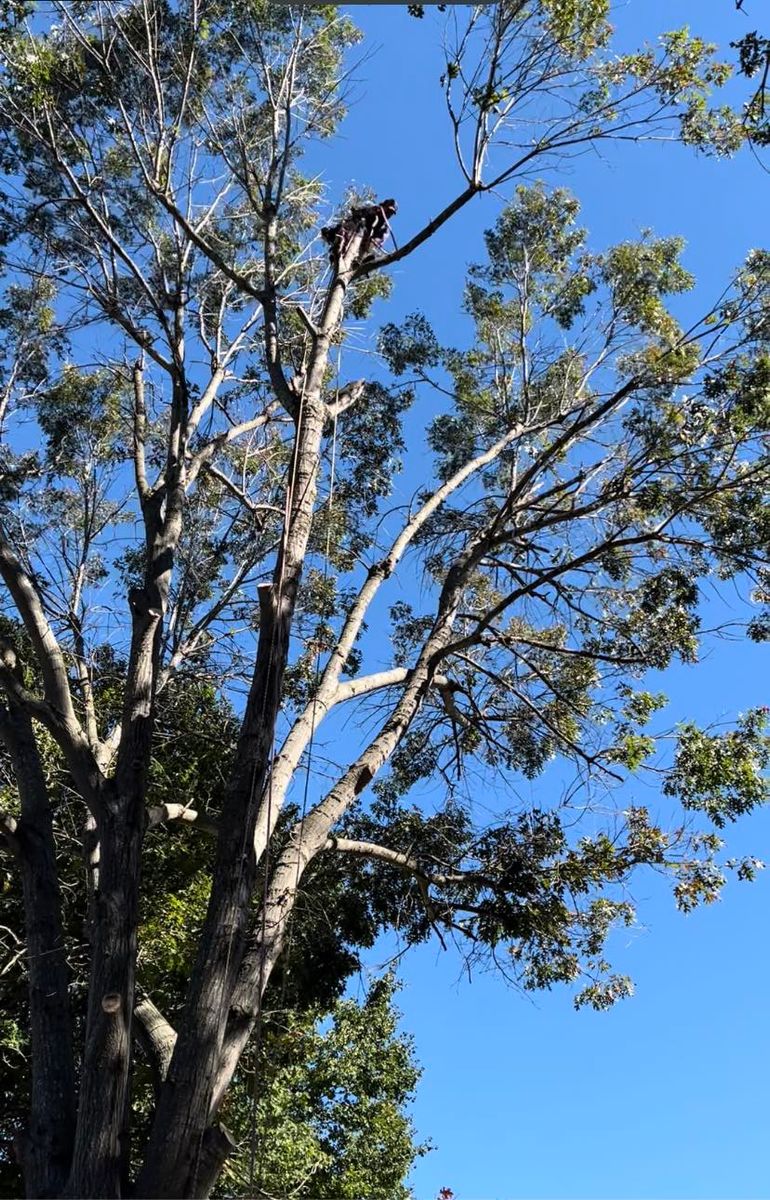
321,198,398,267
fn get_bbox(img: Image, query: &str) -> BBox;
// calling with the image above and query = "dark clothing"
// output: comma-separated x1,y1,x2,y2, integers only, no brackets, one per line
321,198,397,266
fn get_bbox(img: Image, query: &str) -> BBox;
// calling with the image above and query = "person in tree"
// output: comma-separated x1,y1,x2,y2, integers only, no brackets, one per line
321,197,397,266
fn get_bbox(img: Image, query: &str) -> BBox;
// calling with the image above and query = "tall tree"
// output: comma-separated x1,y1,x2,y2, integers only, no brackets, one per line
0,2,767,1196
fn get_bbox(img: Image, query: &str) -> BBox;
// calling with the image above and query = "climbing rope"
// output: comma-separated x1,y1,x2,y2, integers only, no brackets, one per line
189,377,307,1198
245,375,341,1197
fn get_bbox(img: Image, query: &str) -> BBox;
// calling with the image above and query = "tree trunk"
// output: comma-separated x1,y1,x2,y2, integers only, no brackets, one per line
139,363,342,1195
137,257,356,1199
1,702,76,1199
64,458,184,1197
135,584,301,1198
62,804,144,1199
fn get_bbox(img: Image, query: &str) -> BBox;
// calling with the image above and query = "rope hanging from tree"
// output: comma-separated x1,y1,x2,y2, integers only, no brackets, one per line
245,376,341,1197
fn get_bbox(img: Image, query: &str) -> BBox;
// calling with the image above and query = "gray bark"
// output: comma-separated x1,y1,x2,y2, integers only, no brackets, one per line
134,998,177,1095
62,805,143,1200
133,1000,236,1197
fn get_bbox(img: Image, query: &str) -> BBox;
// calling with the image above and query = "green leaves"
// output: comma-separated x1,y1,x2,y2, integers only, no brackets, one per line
0,278,62,386
483,183,587,281
0,8,768,1189
540,0,611,59
665,709,770,829
359,174,770,1009
34,366,128,472
733,31,770,146
472,184,595,332
603,236,693,330
407,4,446,18
1,660,427,1197
575,974,634,1011
223,975,426,1199
603,28,743,155
379,313,441,377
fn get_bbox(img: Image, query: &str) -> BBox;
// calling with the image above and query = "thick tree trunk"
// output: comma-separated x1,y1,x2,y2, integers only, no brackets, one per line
1,702,76,1199
64,593,166,1194
133,1000,237,1199
189,1126,239,1199
62,804,144,1199
135,580,306,1198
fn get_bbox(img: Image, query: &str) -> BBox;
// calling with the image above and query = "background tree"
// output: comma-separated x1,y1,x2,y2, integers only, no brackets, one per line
0,2,767,1197
731,0,770,146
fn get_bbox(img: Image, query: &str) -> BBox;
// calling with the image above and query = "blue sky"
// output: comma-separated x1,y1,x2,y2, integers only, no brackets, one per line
311,4,770,1196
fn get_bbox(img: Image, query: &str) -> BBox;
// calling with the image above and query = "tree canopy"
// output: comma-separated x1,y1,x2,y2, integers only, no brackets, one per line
0,2,767,1197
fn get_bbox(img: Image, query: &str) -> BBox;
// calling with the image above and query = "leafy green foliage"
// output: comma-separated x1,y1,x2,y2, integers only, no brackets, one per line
356,179,770,999
219,976,427,1200
407,4,446,18
540,0,610,57
732,30,770,145
665,709,770,829
35,366,128,471
600,29,742,153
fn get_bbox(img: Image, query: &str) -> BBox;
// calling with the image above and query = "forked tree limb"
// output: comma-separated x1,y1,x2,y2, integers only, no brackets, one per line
134,999,236,1197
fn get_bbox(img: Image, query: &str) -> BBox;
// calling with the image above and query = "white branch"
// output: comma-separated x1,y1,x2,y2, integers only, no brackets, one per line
323,835,470,887
0,531,81,729
145,803,218,837
186,410,279,488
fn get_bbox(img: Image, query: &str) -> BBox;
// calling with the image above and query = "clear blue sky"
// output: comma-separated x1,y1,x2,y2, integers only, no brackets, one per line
310,4,770,1197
